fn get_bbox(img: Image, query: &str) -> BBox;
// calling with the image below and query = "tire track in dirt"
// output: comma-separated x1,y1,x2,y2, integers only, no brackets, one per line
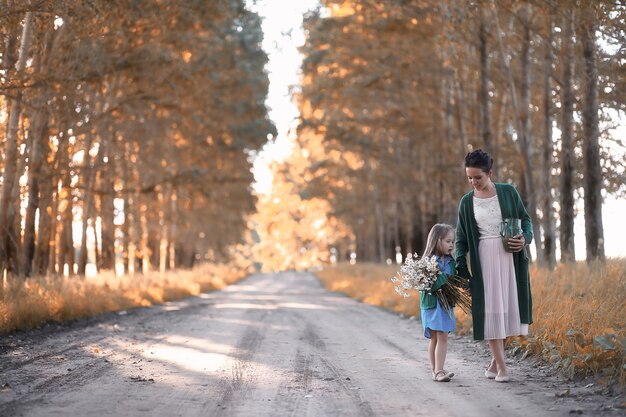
210,310,269,416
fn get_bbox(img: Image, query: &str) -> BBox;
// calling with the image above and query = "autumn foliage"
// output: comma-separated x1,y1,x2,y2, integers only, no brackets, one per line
0,1,274,281
272,0,626,268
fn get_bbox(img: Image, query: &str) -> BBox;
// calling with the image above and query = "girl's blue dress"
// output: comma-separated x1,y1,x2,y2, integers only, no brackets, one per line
421,255,456,339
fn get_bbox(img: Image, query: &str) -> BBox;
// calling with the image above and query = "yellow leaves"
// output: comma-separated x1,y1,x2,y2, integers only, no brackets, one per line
181,50,192,63
330,2,357,18
57,199,69,214
341,107,354,118
575,343,594,355
313,108,325,119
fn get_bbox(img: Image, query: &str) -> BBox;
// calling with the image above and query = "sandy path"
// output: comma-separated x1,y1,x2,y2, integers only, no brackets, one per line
0,272,620,416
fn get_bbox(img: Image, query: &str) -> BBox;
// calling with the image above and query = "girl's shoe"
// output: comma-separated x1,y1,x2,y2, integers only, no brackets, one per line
432,369,455,380
433,370,451,382
484,369,497,379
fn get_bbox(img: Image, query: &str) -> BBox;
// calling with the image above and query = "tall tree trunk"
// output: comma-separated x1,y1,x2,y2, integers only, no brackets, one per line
98,128,116,271
454,79,468,154
168,189,178,270
375,200,385,263
559,7,576,263
519,5,541,264
121,142,134,275
139,200,150,274
34,136,60,276
0,12,33,276
22,99,50,277
541,1,557,269
581,11,605,263
21,19,58,278
158,185,169,274
478,8,493,155
492,3,539,262
57,158,75,276
492,0,523,176
77,147,97,276
10,126,27,277
48,187,60,275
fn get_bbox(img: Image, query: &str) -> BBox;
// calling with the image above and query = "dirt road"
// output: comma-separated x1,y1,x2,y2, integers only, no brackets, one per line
0,272,621,416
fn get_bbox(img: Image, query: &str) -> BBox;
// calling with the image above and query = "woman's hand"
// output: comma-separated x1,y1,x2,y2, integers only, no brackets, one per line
508,234,526,252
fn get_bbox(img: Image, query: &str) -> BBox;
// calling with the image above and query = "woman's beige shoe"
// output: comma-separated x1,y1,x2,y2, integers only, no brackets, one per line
495,374,510,382
484,369,497,379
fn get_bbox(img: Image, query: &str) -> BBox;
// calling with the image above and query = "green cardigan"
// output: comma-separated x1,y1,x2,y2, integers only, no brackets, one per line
455,183,533,340
420,257,456,310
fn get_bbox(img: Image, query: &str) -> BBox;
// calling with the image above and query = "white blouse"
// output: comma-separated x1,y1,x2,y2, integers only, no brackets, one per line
473,194,502,239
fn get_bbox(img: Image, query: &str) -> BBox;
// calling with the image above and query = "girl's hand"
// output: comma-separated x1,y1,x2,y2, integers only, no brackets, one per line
508,234,526,252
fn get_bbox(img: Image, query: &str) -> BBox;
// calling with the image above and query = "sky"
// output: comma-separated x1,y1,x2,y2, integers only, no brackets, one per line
247,0,320,195
248,0,625,260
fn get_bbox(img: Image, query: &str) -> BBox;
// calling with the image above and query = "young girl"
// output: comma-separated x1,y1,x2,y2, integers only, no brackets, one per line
420,223,457,382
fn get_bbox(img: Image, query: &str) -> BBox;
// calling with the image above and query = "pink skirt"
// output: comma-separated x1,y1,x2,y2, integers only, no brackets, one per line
479,237,529,340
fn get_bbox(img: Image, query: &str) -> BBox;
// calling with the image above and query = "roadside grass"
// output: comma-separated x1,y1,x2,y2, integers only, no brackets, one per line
0,263,251,335
316,259,625,388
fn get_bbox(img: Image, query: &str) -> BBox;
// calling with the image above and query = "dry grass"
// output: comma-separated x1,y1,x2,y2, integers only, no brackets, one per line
316,259,625,386
0,263,251,335
522,260,625,386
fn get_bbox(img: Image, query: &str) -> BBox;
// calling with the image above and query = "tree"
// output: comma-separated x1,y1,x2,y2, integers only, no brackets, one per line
0,1,274,279
559,5,577,263
580,2,605,262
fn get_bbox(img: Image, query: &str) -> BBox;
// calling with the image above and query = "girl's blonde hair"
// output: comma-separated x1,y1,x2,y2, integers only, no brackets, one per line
422,223,455,257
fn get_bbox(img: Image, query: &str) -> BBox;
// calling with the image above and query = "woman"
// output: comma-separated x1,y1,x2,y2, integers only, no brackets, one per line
455,149,532,382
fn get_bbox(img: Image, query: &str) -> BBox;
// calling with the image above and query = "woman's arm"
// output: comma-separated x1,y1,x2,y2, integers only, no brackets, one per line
513,186,533,245
455,198,472,280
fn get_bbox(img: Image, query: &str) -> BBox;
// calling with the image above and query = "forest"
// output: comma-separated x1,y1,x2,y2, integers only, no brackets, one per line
0,0,274,282
256,0,625,272
1,0,625,281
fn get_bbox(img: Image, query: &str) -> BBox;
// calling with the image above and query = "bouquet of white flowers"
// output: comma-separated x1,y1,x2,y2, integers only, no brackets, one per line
390,253,440,297
390,253,471,315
